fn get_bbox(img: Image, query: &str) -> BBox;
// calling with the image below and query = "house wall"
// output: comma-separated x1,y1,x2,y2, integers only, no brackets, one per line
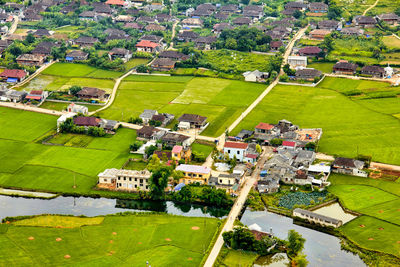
116,175,150,191
223,147,246,161
179,171,210,184
293,210,342,228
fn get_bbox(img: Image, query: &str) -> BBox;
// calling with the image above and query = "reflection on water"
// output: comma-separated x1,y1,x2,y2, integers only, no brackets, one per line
0,195,229,220
241,210,365,267
254,253,289,267
312,202,357,224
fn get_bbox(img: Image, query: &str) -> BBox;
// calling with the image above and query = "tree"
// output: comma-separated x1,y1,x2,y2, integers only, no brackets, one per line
293,10,302,19
395,7,400,16
305,142,316,151
225,38,238,50
287,230,306,257
25,34,35,44
147,154,161,171
292,253,309,267
130,140,143,151
327,5,342,20
145,145,158,158
256,144,262,153
283,63,295,76
69,85,82,96
149,166,171,198
136,64,149,73
320,35,334,52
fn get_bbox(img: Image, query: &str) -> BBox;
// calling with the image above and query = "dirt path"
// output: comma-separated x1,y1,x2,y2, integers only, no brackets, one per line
168,20,179,50
89,70,134,116
370,162,400,172
363,0,379,16
0,101,65,116
1,16,18,40
203,149,270,267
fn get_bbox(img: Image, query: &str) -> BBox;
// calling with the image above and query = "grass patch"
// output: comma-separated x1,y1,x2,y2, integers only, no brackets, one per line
42,63,99,77
382,35,400,50
123,160,147,170
13,215,104,228
192,142,214,158
307,62,335,73
1,213,220,266
39,101,101,112
124,58,150,69
219,247,258,267
341,216,400,258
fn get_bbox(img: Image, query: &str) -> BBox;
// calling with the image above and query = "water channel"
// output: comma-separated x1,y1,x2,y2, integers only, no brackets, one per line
0,195,365,266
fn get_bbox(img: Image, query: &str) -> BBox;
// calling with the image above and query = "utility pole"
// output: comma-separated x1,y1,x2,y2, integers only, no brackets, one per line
73,173,76,189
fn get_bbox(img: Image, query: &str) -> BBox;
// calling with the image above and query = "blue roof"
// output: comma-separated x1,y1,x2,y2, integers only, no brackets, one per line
174,183,186,191
65,56,74,61
6,78,18,83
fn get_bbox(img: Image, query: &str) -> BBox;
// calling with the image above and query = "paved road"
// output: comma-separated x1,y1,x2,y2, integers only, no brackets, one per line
1,15,18,40
89,70,134,116
325,73,396,84
363,0,379,15
203,149,270,267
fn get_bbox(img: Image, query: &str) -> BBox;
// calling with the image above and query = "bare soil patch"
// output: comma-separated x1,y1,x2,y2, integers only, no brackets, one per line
191,226,200,230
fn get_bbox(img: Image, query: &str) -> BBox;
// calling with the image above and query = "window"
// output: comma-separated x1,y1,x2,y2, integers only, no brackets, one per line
237,151,240,155
146,186,148,189
140,179,143,183
219,179,222,183
135,178,137,181
228,150,231,153
118,177,120,180
135,184,137,188
124,177,126,181
199,174,202,178
129,177,132,181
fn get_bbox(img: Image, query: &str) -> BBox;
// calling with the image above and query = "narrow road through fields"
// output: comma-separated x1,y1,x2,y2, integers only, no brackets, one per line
226,26,308,135
89,70,134,116
203,149,271,267
363,0,379,16
168,20,179,50
11,60,58,89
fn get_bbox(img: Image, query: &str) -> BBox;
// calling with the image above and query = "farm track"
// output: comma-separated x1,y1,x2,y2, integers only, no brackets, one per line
363,0,379,16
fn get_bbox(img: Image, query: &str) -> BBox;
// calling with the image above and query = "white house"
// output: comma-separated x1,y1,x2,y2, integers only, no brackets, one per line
242,70,268,82
287,56,307,68
98,168,152,191
57,113,75,131
282,141,296,150
223,141,249,162
67,103,88,115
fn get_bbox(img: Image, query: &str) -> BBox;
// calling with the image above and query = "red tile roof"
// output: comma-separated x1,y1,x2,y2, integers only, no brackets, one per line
29,90,43,95
282,141,296,147
25,95,42,100
0,69,27,79
245,153,258,159
73,116,100,127
224,141,248,149
255,122,274,130
136,40,159,48
105,0,125,5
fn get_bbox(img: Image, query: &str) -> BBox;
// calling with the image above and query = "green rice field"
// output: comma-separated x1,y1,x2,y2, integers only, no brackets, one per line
99,75,266,137
0,107,136,195
0,214,220,266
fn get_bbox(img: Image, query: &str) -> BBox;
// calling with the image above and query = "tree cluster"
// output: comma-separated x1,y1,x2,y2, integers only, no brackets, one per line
222,227,275,255
216,27,272,52
59,118,105,137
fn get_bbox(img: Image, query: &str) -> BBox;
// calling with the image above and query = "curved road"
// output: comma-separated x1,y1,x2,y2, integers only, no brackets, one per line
363,0,379,16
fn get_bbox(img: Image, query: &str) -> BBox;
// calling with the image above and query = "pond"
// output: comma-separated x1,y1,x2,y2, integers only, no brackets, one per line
0,195,230,221
241,210,365,267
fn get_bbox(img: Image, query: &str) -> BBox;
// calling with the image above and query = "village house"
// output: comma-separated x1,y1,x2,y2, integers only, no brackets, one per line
137,125,163,140
209,173,240,194
236,129,254,140
194,36,217,50
376,13,399,25
293,208,343,228
105,0,126,7
220,4,240,14
145,23,166,32
308,2,328,13
79,11,96,21
150,58,176,71
16,54,45,66
270,41,284,51
177,31,199,42
67,103,88,115
318,20,341,30
341,27,364,36
282,140,296,150
98,168,152,191
295,68,322,80
176,164,211,185
124,22,144,30
332,61,358,75
74,36,99,47
181,18,203,28
0,69,27,82
284,1,307,10
76,87,106,101
158,50,189,61
360,65,385,78
298,46,322,57
139,109,158,124
155,13,173,23
233,16,251,26
192,8,213,17
287,56,307,68
136,15,157,24
135,40,161,53
178,114,208,129
309,29,331,40
171,145,192,161
140,34,164,44
257,179,280,194
213,23,234,35
31,41,57,57
73,116,101,127
223,141,249,162
108,47,132,62
113,15,134,23
354,16,377,27
242,70,269,82
160,132,192,148
32,28,51,38
151,113,174,127
25,90,48,102
332,157,367,177
255,122,275,135
243,5,264,19
65,50,88,61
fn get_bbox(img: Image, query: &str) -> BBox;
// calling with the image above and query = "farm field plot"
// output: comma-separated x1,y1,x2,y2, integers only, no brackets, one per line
232,80,400,165
307,62,335,73
0,107,135,195
355,98,400,115
364,0,400,15
219,248,258,267
341,216,400,258
0,214,220,266
124,58,150,69
382,36,400,50
100,76,265,137
360,199,400,226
